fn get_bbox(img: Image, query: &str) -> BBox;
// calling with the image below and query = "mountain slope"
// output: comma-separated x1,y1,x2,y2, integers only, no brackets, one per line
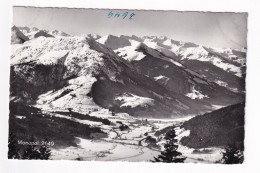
104,35,246,94
10,35,104,112
180,102,245,149
9,101,106,147
86,39,208,117
97,35,245,107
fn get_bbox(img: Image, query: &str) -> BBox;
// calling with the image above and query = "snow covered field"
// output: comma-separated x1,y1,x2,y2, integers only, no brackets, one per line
49,111,223,163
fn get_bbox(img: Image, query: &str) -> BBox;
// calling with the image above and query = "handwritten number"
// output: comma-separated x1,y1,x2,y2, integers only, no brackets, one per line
107,11,136,20
129,13,136,20
107,11,113,18
114,13,120,18
122,12,128,19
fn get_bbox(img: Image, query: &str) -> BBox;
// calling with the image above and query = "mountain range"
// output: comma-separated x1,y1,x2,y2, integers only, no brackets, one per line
10,25,246,118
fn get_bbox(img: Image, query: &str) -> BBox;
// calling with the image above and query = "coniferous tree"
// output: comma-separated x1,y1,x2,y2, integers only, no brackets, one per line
8,132,20,159
219,144,244,164
153,128,185,163
22,135,40,160
38,139,51,160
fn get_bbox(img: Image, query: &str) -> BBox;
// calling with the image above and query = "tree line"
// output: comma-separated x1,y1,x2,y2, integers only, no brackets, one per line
153,128,243,164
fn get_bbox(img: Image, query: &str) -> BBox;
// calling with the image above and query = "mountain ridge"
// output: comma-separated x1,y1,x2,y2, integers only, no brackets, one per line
10,26,246,118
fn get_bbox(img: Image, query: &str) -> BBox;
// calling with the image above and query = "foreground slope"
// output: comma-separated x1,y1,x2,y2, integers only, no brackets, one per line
180,102,245,149
9,101,107,147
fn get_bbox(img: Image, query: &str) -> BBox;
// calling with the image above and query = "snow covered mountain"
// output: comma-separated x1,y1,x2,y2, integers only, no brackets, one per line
96,34,245,106
11,26,29,44
10,26,246,118
9,26,246,162
98,34,246,93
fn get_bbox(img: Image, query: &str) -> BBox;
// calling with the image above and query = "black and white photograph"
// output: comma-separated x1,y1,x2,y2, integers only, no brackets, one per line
8,6,247,163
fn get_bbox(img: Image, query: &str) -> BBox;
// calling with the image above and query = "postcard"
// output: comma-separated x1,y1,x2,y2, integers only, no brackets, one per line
8,6,247,164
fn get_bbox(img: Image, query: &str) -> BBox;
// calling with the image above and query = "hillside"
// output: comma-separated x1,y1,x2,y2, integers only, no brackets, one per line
180,102,245,149
9,101,107,148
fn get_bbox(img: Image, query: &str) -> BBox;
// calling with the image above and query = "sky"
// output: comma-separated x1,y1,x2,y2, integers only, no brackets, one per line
13,6,247,49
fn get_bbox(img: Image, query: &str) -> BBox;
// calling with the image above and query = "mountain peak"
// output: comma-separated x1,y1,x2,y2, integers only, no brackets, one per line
11,25,29,44
97,34,131,50
49,29,70,37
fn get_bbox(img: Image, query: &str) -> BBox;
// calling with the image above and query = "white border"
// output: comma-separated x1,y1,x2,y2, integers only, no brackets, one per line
1,0,260,173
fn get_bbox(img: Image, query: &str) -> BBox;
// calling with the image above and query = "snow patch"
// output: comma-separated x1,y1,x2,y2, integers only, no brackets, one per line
15,115,26,119
175,127,190,141
215,80,228,87
181,47,242,77
36,75,101,114
154,75,169,81
115,93,154,108
115,40,146,61
185,86,209,99
211,104,225,110
169,59,183,67
37,50,68,65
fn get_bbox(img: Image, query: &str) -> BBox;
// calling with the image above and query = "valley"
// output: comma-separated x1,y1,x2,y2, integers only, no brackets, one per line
9,25,246,163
